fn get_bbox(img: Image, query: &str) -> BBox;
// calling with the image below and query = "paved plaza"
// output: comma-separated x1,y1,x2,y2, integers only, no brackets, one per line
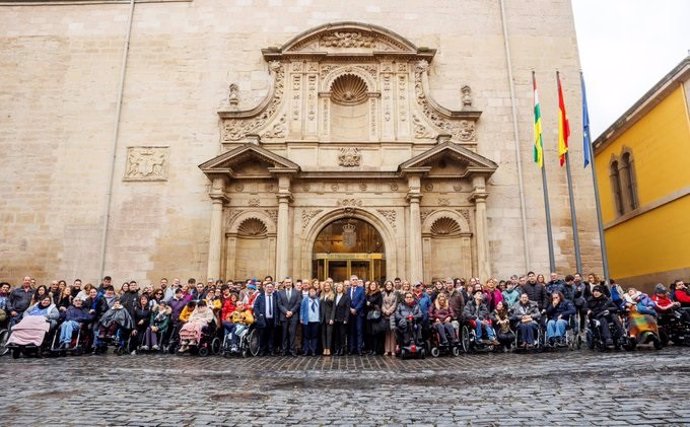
2,347,690,426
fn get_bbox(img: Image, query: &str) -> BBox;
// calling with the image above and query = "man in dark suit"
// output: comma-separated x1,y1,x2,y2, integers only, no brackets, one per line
347,276,366,355
253,282,278,356
277,277,302,356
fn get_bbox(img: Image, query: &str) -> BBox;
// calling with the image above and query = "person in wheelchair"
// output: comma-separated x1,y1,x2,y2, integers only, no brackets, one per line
57,297,93,349
24,295,61,330
97,298,134,343
141,300,171,351
429,292,457,347
587,285,624,347
509,293,540,349
492,300,514,350
463,289,498,345
395,292,423,346
652,284,689,323
544,291,576,347
224,300,254,353
178,300,214,353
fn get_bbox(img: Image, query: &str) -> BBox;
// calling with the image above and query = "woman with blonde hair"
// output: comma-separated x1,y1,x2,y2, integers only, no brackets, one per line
333,282,351,356
320,281,336,355
429,292,456,346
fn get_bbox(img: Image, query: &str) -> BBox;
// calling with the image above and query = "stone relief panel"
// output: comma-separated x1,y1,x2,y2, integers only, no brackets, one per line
301,209,324,231
124,146,169,181
338,147,361,167
377,209,397,231
265,209,278,225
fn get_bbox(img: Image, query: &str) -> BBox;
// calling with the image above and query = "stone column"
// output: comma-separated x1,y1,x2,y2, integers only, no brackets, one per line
405,172,425,283
274,173,293,280
207,176,227,280
471,175,491,281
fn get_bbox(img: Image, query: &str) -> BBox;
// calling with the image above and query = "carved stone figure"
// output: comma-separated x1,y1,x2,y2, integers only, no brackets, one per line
124,147,168,181
338,147,361,167
461,85,472,108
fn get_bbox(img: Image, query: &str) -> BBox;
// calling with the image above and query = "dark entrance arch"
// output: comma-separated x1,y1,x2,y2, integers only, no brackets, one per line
312,218,386,282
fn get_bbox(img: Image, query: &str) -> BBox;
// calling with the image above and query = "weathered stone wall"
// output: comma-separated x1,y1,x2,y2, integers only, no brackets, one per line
0,0,601,285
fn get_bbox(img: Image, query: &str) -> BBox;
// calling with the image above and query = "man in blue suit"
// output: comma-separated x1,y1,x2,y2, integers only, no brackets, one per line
253,282,278,356
277,277,302,356
347,275,366,355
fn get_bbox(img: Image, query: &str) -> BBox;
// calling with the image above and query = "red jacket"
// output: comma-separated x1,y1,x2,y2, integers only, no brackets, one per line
221,299,236,322
675,288,690,306
651,294,676,312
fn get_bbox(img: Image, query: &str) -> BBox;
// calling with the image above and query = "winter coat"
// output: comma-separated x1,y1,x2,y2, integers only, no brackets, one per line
189,307,214,325
675,288,690,307
149,305,171,334
521,282,548,310
545,300,576,322
448,290,465,320
492,309,513,334
545,280,566,296
24,302,60,327
502,288,521,308
7,287,34,314
429,304,454,323
99,306,134,330
230,309,254,326
120,291,139,318
586,295,618,318
320,294,336,324
381,291,398,319
483,289,503,312
300,296,321,325
365,292,383,317
463,299,491,321
561,283,577,304
168,296,191,323
61,305,94,324
415,292,432,323
509,300,541,323
395,302,422,327
133,305,151,330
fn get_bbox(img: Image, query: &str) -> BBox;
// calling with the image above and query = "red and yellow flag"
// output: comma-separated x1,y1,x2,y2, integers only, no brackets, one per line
557,72,570,166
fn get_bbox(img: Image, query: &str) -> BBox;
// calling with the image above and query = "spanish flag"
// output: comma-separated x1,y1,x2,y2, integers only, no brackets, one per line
532,72,544,169
557,71,570,167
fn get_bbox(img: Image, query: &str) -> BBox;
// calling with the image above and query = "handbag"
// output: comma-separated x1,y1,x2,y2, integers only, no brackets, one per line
366,309,381,320
371,317,388,335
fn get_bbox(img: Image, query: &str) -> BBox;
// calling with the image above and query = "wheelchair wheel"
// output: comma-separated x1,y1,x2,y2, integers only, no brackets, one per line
622,338,636,351
12,347,20,359
653,336,663,350
460,325,471,353
0,329,9,356
452,346,461,357
430,347,440,358
247,329,260,357
198,346,209,357
210,337,221,355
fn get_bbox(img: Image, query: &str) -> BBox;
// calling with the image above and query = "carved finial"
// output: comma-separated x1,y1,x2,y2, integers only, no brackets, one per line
461,85,472,108
228,83,240,109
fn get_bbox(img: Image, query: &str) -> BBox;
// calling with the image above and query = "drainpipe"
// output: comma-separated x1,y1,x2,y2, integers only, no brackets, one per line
499,0,531,271
99,0,136,279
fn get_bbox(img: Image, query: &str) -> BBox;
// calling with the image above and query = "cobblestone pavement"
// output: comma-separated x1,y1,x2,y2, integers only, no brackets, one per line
2,346,690,426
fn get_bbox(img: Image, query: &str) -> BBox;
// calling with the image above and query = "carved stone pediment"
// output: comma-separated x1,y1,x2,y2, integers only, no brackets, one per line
198,144,300,178
216,22,482,146
399,142,497,179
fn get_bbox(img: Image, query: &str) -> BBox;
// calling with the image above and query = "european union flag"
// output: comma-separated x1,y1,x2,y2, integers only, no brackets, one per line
581,73,592,168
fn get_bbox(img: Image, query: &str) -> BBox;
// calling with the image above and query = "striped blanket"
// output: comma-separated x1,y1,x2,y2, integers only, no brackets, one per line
627,310,658,338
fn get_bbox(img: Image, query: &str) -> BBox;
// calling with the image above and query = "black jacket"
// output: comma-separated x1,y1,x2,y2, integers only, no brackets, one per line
587,295,618,318
333,293,352,323
521,282,548,310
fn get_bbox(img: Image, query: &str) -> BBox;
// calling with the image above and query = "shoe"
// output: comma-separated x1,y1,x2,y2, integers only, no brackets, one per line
130,350,137,355
140,345,149,351
605,339,613,346
152,345,160,351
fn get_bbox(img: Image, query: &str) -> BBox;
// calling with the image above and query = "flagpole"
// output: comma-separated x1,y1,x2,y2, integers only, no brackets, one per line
541,159,557,273
581,71,610,282
564,151,583,273
558,71,583,274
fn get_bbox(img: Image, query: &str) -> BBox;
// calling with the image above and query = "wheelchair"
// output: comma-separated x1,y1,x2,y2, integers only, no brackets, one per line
50,321,92,356
176,322,221,357
543,316,581,351
512,320,544,353
221,324,260,358
657,309,690,346
93,325,132,356
428,321,461,357
585,314,627,351
460,319,498,353
395,316,426,359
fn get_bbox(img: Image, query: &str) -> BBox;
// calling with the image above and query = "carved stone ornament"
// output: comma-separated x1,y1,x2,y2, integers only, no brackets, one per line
321,31,374,48
248,198,261,207
457,208,471,226
430,217,461,236
225,209,244,228
228,83,240,108
331,183,339,192
438,198,450,206
124,146,169,181
338,147,361,167
461,85,472,108
261,113,287,139
221,63,285,142
301,209,324,231
389,182,399,192
338,199,363,208
359,182,368,192
420,209,434,224
265,209,278,225
377,209,397,231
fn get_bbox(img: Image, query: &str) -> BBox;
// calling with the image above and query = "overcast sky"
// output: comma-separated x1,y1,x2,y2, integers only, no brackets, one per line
572,0,690,138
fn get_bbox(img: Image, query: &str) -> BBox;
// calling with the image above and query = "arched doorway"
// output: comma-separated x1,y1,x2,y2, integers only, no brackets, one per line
312,218,386,282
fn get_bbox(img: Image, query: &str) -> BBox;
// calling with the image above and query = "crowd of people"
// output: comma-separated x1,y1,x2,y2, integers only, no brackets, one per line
1,271,689,358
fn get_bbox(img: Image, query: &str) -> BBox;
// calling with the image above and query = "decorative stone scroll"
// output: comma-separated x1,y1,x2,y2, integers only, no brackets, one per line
301,209,324,231
457,208,471,227
377,209,397,231
338,199,363,208
265,209,278,225
321,31,375,48
124,146,169,181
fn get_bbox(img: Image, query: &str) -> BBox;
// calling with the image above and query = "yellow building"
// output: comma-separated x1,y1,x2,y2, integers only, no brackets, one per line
593,56,690,290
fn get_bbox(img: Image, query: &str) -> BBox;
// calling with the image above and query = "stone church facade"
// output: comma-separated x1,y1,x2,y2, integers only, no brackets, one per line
0,0,601,284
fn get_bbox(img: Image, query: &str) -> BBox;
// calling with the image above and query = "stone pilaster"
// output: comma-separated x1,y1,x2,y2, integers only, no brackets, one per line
405,172,425,283
471,175,490,281
273,173,294,280
207,176,228,280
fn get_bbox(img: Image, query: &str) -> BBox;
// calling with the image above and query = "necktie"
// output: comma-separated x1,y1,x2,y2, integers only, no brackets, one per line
268,295,272,317
311,299,316,313
351,288,354,299
288,290,291,301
